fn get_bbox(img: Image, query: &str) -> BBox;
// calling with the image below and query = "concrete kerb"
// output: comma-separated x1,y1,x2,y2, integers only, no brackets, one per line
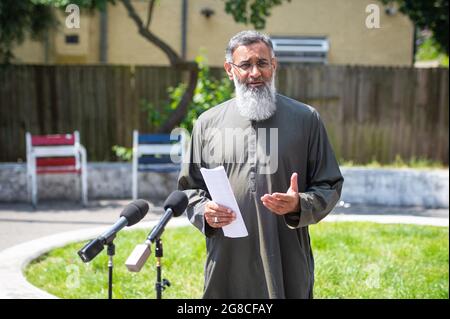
0,215,447,299
0,218,191,299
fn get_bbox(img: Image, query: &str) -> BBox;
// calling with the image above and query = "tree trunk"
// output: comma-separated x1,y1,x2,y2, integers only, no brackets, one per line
120,0,199,132
157,62,199,133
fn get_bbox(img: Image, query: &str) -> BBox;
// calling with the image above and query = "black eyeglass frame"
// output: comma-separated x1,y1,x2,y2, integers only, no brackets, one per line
228,59,274,72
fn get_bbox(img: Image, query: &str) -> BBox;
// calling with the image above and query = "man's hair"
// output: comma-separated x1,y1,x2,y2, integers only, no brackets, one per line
225,30,274,62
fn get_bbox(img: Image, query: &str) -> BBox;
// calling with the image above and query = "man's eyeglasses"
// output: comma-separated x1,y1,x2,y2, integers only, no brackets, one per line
229,60,272,72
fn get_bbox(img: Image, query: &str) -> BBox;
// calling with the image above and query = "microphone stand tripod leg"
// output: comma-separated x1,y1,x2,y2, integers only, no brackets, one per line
155,239,163,299
107,242,115,299
156,258,162,299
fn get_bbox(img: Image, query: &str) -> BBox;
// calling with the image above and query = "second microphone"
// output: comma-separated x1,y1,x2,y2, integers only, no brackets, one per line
125,190,188,272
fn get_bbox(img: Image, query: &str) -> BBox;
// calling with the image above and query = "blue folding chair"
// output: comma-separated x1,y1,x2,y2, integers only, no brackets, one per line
132,130,186,200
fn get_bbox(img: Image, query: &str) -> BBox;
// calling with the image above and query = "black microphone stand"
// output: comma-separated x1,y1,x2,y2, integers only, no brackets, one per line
107,241,115,299
104,235,116,299
155,238,171,299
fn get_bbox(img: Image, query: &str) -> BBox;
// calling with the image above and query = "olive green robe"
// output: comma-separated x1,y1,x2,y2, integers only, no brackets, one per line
178,94,344,299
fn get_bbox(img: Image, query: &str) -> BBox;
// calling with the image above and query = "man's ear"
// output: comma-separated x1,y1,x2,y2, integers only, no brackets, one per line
224,62,234,81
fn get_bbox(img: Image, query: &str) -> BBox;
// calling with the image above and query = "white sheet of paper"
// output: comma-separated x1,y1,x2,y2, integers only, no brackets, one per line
200,166,248,238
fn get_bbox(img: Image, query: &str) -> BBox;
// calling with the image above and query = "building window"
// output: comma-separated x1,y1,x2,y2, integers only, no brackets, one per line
271,36,329,63
65,34,80,44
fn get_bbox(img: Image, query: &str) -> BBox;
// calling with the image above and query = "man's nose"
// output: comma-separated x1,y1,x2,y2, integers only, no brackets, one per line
248,64,262,78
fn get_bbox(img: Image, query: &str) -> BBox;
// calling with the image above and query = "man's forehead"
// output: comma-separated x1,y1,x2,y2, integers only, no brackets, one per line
232,42,272,61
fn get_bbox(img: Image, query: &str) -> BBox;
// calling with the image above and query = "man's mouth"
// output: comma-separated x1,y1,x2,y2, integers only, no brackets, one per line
246,81,265,88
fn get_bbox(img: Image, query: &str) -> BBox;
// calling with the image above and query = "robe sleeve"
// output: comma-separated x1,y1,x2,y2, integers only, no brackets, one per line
284,110,344,228
177,120,218,237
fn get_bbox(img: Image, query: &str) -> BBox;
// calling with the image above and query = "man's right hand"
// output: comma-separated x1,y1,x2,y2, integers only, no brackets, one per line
204,201,236,228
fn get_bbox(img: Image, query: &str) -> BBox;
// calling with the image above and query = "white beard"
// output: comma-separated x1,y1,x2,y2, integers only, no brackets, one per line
234,73,277,121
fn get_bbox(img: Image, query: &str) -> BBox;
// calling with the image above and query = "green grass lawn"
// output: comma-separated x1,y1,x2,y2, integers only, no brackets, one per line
25,222,449,299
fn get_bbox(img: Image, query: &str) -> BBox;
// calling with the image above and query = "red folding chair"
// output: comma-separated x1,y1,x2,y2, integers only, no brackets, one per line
26,131,88,207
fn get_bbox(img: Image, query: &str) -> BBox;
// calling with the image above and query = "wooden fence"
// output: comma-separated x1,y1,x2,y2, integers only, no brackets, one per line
0,64,448,164
276,65,449,164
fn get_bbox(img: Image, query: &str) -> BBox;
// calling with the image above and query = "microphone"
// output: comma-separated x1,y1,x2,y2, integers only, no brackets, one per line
148,190,188,242
125,191,188,272
78,199,149,263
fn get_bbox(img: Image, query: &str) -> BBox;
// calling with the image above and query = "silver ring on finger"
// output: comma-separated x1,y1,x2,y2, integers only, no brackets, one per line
214,217,218,223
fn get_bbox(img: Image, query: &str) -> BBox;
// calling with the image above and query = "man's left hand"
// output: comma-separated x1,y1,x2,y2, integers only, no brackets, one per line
261,172,300,215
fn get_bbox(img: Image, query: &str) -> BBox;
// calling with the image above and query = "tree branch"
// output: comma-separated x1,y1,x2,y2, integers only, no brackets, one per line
145,0,156,30
120,0,182,65
120,0,199,132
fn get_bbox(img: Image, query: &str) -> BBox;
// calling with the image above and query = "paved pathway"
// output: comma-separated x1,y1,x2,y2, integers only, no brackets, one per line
0,200,165,251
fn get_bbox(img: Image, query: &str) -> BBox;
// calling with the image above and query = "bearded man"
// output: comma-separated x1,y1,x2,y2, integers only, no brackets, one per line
178,30,344,299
